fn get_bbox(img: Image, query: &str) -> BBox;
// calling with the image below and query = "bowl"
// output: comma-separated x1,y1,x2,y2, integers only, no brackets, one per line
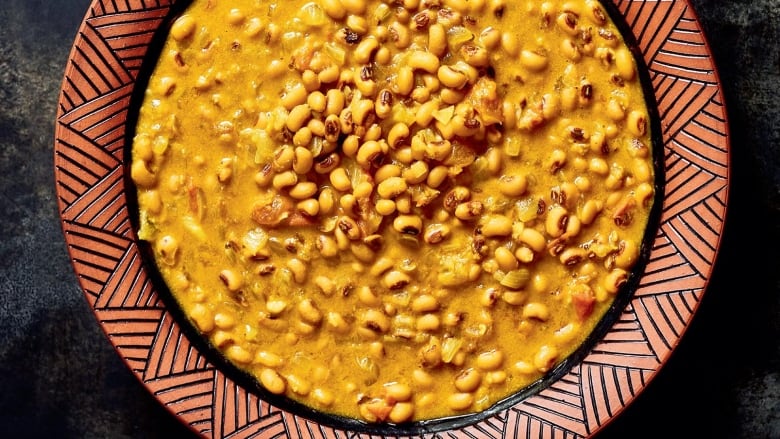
53,0,729,437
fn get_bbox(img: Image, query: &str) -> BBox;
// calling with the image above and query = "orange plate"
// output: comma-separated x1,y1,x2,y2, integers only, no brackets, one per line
54,1,729,437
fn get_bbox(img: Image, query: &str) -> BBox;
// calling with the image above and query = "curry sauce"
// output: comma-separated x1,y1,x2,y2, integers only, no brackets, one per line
131,0,655,423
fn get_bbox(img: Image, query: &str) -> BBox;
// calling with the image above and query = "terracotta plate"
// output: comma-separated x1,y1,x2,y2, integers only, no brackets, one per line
54,0,729,437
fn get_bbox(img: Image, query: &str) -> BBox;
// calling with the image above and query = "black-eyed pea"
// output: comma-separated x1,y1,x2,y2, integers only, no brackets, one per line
260,368,286,395
514,246,535,264
354,36,379,64
375,199,396,216
389,402,415,423
560,86,578,112
564,215,582,239
412,369,434,389
521,302,550,321
213,311,236,330
513,360,535,375
437,65,468,90
395,194,412,214
281,83,307,110
561,38,581,61
447,393,474,411
549,148,567,173
520,49,549,71
545,206,569,238
428,23,447,56
615,239,639,269
519,227,546,252
355,140,385,168
497,175,527,197
288,181,318,200
394,65,415,96
481,215,513,237
501,290,527,306
485,370,507,385
606,98,626,121
286,258,308,284
554,322,580,344
326,311,350,334
416,313,441,332
272,170,298,190
534,345,559,372
219,268,243,292
324,89,345,119
297,299,323,325
478,26,500,49
423,223,451,244
635,182,654,207
426,165,449,188
321,0,346,19
476,349,504,371
530,274,548,294
408,50,440,73
189,303,214,332
602,268,628,294
393,215,423,236
540,92,561,120
329,168,352,192
494,247,519,271
556,11,580,35
377,176,408,199
374,164,402,184
410,85,431,107
211,330,233,348
338,0,365,15
559,247,589,266
369,257,393,278
131,160,156,188
266,297,288,317
225,345,253,364
243,17,264,38
170,14,196,41
579,199,604,226
314,276,335,296
317,188,336,215
156,235,179,265
384,382,412,402
312,388,335,407
286,374,312,396
454,368,482,392
297,198,320,217
485,147,503,175
479,287,500,307
383,270,411,290
254,350,284,368
589,157,609,175
454,201,484,221
358,285,382,307
460,43,489,67
633,159,653,185
361,309,391,334
615,47,636,81
266,59,287,79
411,294,439,313
387,123,410,148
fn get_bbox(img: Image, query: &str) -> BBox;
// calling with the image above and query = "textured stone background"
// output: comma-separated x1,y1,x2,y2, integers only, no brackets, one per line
0,0,777,437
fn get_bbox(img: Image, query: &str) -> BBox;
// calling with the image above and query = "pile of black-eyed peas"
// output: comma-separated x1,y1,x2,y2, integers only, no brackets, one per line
131,0,655,423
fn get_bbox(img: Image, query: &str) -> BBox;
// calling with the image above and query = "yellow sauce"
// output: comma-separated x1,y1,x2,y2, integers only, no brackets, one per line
131,0,655,423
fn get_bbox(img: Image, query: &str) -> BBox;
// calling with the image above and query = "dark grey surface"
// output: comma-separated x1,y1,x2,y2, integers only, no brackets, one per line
0,0,778,437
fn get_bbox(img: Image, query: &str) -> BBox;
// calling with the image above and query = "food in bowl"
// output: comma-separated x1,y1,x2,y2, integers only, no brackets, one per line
130,0,656,424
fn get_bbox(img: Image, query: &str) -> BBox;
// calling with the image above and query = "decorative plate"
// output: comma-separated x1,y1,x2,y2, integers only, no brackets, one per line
54,0,729,437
